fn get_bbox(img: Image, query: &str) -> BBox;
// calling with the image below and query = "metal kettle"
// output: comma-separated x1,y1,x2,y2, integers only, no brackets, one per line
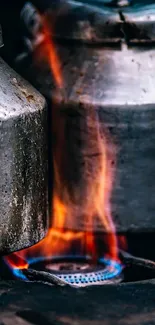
0,27,49,255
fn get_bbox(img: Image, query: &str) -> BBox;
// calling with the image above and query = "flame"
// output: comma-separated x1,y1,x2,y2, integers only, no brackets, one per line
34,14,63,89
5,253,28,270
118,235,128,252
5,13,122,275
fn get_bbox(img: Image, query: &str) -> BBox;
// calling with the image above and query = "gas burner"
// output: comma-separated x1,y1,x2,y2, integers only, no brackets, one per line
3,244,155,287
24,255,123,287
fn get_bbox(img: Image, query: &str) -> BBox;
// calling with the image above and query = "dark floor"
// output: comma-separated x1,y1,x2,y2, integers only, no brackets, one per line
1,279,155,325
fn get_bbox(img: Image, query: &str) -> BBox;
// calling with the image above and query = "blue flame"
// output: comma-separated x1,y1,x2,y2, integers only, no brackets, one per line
3,257,28,281
12,268,27,281
28,255,123,285
5,254,123,285
27,254,91,265
99,257,123,279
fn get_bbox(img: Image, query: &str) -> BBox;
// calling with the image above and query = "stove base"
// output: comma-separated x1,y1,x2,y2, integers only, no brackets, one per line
0,278,155,325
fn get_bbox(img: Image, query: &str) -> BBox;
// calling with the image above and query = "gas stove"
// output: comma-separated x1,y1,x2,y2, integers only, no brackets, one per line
1,246,155,325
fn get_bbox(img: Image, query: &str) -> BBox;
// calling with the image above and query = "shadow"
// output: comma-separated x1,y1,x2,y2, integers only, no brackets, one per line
16,309,65,325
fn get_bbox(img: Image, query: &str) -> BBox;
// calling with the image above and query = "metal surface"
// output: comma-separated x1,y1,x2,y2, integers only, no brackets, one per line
47,0,155,44
11,2,155,233
119,3,155,44
1,0,155,65
18,0,155,46
0,57,48,255
45,0,122,44
17,42,155,233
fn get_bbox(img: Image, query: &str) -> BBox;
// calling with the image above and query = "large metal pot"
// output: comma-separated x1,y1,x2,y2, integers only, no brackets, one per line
8,1,155,233
0,55,49,255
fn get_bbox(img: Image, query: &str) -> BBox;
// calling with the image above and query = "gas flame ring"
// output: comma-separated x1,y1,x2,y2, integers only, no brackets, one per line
26,255,123,287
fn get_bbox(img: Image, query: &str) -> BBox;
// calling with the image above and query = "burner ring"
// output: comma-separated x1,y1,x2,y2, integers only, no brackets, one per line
28,255,123,287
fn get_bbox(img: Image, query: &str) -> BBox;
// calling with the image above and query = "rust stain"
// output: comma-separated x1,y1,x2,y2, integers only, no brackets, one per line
24,94,34,103
11,78,35,103
76,89,83,95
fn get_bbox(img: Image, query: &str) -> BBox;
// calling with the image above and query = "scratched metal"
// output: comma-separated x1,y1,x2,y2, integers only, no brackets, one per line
0,57,49,254
16,38,155,233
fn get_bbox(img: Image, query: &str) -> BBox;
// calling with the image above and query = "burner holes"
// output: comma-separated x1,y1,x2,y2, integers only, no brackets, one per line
63,276,67,280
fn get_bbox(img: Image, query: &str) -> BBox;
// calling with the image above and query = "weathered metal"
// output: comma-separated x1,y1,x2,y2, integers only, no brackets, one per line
14,1,155,233
0,57,48,255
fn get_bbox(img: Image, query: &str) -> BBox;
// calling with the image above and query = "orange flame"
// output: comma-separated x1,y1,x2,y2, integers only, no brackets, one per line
6,14,121,271
35,15,63,89
118,235,128,252
5,253,28,270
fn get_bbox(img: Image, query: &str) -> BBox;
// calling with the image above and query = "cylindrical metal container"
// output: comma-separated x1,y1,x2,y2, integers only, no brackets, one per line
12,1,155,233
0,57,48,255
